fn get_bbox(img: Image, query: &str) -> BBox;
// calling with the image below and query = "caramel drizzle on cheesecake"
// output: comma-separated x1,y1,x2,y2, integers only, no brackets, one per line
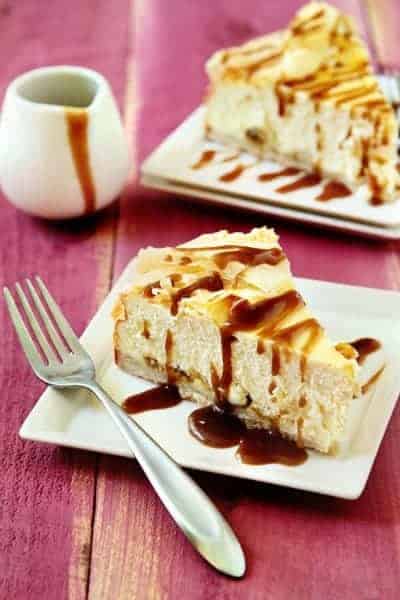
272,318,323,353
165,329,176,383
141,251,330,401
170,272,224,316
175,244,286,269
215,290,306,399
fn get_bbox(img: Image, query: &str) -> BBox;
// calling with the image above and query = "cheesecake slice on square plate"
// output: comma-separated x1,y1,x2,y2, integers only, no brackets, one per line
19,226,400,498
205,1,399,205
141,2,400,238
113,227,359,454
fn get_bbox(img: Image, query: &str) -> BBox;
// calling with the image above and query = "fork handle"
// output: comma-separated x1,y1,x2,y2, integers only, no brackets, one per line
84,380,245,578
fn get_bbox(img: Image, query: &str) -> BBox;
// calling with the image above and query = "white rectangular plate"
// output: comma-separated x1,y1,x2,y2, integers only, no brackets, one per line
141,107,400,239
20,258,400,499
141,173,400,241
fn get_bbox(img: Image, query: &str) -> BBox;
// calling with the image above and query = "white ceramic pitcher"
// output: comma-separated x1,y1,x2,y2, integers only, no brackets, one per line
0,66,130,219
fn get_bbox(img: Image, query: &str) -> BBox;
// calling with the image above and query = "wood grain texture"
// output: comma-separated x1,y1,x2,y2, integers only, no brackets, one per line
0,1,130,598
2,0,400,599
89,1,400,599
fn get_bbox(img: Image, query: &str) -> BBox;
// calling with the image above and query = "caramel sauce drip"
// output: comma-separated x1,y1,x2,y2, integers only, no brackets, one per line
170,272,224,316
257,339,265,354
191,149,216,169
333,84,378,107
316,123,323,152
177,244,285,269
143,280,162,297
258,167,301,182
368,171,385,205
239,428,307,465
143,274,182,298
219,164,247,182
123,385,307,466
143,320,150,339
316,181,352,202
213,246,284,269
299,355,307,381
222,152,241,163
359,138,370,177
246,128,266,145
123,388,308,466
65,109,96,214
218,328,236,401
287,70,367,96
350,337,381,365
273,318,322,353
249,290,305,335
188,405,245,448
216,290,304,398
291,7,325,35
122,385,182,414
247,51,283,77
276,173,321,193
361,365,385,394
188,405,307,465
271,344,280,376
165,329,176,383
369,196,385,206
210,364,220,398
275,83,287,117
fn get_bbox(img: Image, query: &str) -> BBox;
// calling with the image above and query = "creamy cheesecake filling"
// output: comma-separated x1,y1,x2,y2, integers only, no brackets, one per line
113,228,359,453
205,2,398,203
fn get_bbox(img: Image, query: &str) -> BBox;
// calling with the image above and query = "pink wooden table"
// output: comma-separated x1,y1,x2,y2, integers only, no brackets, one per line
1,1,399,598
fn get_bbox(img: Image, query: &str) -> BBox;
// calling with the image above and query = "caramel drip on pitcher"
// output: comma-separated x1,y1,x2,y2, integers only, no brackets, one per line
65,109,96,214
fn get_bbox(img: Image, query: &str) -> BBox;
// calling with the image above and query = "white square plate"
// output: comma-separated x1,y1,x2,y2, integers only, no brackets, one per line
141,107,400,240
20,258,400,499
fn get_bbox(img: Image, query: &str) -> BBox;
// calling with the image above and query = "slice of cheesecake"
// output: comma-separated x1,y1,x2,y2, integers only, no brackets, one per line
113,228,359,453
205,2,398,204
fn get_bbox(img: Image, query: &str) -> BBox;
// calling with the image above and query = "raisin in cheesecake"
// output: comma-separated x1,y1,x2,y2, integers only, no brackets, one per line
205,2,398,203
113,228,359,453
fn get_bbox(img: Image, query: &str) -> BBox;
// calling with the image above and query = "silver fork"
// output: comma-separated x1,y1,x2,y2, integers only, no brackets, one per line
3,277,246,578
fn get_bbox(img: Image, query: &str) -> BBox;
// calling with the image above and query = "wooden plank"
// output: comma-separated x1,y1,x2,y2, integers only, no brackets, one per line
90,1,400,598
0,1,130,599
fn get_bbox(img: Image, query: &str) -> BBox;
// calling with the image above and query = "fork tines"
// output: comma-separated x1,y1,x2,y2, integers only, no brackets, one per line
4,277,80,367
